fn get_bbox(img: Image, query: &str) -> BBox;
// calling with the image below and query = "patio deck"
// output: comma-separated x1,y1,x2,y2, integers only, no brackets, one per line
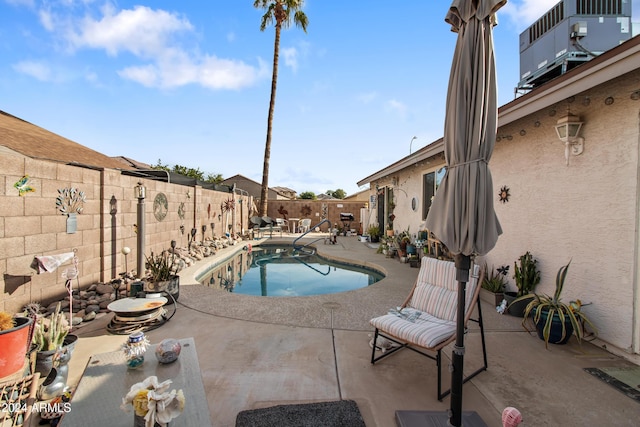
65,234,640,426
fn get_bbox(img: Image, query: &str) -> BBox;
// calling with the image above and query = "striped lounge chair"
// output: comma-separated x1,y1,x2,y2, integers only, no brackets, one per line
369,256,487,401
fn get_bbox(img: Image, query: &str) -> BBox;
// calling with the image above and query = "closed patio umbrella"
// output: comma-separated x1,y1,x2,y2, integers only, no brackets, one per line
424,0,504,426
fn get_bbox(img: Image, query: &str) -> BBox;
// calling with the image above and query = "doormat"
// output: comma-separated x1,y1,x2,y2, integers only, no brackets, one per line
235,399,366,427
584,367,640,402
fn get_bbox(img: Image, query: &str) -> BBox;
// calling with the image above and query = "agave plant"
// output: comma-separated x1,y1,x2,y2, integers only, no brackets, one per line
516,261,597,348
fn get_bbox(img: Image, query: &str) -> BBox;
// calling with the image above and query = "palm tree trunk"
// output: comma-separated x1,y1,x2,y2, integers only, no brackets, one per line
260,23,281,216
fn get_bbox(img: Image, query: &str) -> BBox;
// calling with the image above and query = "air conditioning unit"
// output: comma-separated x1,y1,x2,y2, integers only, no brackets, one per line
516,0,632,93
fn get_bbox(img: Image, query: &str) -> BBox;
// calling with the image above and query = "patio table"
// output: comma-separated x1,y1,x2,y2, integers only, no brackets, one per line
60,337,212,426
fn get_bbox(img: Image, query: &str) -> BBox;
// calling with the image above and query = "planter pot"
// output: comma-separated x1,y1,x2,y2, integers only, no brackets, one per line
406,244,417,255
0,317,33,378
370,236,380,243
386,230,395,237
359,235,369,243
35,334,78,379
534,307,574,345
504,292,533,317
480,289,505,307
146,275,180,301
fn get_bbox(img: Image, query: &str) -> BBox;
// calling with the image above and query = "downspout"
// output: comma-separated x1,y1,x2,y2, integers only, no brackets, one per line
634,109,640,354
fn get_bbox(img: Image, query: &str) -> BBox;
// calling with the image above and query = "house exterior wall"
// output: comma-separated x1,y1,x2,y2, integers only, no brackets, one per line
486,73,640,354
0,152,251,313
361,70,640,355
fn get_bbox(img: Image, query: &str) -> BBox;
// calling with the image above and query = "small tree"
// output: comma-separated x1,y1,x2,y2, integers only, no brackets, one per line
326,189,347,199
299,191,316,200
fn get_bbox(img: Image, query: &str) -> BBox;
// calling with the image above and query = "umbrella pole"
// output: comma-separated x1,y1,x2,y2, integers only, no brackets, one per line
451,253,471,427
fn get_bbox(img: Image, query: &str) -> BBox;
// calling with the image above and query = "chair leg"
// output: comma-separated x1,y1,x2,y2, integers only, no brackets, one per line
438,300,489,401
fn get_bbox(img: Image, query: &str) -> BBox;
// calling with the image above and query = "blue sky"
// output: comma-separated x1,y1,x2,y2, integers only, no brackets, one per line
1,0,638,196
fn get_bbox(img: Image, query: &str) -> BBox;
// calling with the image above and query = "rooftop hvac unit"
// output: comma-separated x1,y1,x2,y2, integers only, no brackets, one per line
516,0,632,93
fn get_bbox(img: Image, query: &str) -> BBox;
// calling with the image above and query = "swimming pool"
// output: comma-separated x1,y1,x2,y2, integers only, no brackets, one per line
197,244,385,296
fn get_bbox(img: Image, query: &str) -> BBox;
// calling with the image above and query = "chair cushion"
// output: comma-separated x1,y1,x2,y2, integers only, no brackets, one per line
370,312,456,349
410,258,479,322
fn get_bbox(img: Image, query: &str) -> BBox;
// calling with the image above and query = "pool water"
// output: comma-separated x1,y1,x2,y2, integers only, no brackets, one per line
197,245,384,296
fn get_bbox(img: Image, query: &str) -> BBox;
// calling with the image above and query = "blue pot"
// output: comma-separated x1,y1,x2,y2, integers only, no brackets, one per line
534,307,574,345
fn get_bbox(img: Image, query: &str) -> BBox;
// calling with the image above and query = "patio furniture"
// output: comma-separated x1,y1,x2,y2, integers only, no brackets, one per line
299,218,312,233
251,216,282,238
369,256,487,401
61,337,212,426
276,218,290,233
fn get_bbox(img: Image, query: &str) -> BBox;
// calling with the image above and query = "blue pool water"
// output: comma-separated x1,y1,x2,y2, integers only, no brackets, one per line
197,245,384,296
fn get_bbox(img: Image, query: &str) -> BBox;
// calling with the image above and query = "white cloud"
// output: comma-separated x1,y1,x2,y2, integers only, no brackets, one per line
12,60,52,81
386,99,408,117
357,92,378,104
118,49,269,90
500,0,561,31
68,5,193,57
281,47,298,72
24,3,269,91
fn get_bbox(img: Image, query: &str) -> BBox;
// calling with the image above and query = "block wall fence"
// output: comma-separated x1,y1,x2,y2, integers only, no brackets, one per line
0,152,251,313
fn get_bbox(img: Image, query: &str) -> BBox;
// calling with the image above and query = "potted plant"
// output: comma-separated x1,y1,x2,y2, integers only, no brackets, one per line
516,261,597,348
32,302,78,398
0,311,33,378
481,264,508,306
504,251,540,317
367,224,381,243
145,249,181,300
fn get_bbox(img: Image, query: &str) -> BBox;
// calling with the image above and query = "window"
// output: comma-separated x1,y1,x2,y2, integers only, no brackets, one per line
422,167,446,220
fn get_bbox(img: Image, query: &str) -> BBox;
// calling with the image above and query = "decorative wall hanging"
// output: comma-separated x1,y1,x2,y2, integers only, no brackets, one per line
207,204,211,219
14,175,35,196
277,205,289,219
56,187,86,234
56,187,86,215
153,193,168,221
498,186,511,204
411,197,419,212
301,205,311,217
321,203,328,220
177,202,186,220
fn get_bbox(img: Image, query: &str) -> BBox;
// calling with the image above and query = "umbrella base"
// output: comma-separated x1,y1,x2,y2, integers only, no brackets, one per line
395,410,488,427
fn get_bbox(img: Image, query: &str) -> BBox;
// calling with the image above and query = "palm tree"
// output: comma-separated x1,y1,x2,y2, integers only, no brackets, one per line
254,0,308,216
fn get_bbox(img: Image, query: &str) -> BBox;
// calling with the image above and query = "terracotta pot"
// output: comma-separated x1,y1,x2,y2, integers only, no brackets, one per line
0,317,33,378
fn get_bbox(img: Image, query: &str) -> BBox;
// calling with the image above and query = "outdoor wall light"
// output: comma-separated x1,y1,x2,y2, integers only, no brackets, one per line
134,182,146,199
554,113,584,165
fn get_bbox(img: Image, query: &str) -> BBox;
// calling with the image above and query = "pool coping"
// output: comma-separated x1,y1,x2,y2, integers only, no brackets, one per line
176,236,417,331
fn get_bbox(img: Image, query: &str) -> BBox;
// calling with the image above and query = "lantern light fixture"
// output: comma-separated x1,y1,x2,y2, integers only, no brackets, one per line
554,113,584,165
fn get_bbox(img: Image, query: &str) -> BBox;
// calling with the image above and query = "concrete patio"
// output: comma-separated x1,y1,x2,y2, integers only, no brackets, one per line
65,234,640,426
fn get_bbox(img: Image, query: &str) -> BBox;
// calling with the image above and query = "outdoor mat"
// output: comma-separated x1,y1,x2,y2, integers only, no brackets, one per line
235,399,366,427
584,367,640,402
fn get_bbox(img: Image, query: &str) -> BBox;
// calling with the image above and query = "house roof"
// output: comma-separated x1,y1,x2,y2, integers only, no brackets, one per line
357,35,640,186
0,110,133,170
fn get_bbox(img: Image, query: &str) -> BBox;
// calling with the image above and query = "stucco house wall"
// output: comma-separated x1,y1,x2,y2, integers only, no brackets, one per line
358,45,640,357
487,71,639,353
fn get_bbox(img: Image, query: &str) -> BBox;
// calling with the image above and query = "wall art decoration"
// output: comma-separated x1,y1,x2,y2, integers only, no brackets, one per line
178,202,186,220
499,186,511,204
14,175,35,196
153,193,168,221
56,187,86,214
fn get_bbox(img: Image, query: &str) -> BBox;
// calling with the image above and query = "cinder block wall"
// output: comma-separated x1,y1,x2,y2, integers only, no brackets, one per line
0,153,250,313
267,200,368,233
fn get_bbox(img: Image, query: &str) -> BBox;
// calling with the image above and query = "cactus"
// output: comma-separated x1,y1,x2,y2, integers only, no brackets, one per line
513,251,541,297
32,302,69,352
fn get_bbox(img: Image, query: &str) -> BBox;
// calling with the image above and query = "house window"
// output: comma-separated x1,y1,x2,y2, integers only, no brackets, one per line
422,167,446,220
